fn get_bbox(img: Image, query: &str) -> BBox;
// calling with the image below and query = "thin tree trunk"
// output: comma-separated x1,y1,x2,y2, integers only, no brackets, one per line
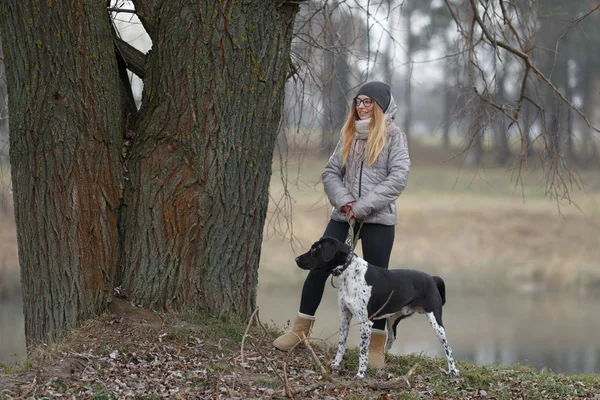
522,94,533,157
0,1,124,346
520,40,535,158
493,60,510,165
465,100,484,168
442,36,458,150
403,10,413,138
580,52,597,168
564,60,576,163
321,47,348,155
442,75,455,149
320,4,351,156
119,1,299,317
383,0,395,87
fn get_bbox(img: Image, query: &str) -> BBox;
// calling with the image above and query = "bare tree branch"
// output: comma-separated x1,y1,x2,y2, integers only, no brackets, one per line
113,36,146,79
107,7,137,14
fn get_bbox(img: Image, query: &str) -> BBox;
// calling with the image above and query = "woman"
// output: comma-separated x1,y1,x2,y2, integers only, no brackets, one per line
273,81,410,369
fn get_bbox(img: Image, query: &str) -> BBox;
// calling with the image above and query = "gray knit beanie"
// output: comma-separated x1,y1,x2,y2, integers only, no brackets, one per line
355,81,391,112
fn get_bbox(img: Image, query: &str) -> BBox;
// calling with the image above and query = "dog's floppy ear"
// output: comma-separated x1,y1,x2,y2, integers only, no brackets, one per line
320,237,339,263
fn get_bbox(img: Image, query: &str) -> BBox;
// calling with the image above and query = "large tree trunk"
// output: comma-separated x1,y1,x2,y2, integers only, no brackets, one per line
119,1,298,317
0,1,124,346
1,0,301,346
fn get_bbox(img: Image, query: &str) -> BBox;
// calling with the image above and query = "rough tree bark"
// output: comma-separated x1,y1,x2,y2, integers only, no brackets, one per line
119,1,299,317
0,1,124,346
1,0,302,345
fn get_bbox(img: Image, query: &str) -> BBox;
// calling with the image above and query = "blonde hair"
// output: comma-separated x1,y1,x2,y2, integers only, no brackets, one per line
340,103,387,166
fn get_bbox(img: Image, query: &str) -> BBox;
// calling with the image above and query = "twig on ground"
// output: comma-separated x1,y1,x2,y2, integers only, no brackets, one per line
283,333,310,399
301,331,328,380
240,308,260,364
238,308,285,383
403,363,418,388
254,308,274,345
299,376,409,394
251,338,285,383
365,378,410,390
20,352,45,398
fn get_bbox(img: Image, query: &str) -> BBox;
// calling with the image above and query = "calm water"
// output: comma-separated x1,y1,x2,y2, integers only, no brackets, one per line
0,295,26,365
2,283,600,375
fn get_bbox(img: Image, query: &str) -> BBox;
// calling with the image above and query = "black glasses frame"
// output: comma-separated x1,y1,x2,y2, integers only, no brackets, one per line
353,97,373,107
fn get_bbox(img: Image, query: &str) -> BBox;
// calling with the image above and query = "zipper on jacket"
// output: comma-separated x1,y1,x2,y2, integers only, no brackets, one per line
358,161,364,197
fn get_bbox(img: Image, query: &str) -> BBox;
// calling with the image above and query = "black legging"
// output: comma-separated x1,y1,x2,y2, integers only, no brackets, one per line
299,219,395,330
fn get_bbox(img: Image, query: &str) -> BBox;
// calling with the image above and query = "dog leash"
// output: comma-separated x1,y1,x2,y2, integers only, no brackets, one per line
345,218,363,251
331,218,363,288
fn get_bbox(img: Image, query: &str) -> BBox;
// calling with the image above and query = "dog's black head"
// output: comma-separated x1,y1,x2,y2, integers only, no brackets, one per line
295,237,352,272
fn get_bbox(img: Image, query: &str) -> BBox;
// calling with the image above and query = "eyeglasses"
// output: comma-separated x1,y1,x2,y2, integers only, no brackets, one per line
353,97,373,107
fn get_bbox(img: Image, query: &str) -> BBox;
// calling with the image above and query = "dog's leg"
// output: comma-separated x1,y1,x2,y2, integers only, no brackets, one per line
332,303,352,371
384,313,408,353
426,311,460,377
384,316,397,353
353,313,373,378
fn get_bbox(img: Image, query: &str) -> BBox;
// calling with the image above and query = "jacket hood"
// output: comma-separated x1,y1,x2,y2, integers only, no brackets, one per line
384,94,397,121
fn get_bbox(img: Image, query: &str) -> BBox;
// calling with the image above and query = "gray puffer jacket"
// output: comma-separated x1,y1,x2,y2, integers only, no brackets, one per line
322,99,410,226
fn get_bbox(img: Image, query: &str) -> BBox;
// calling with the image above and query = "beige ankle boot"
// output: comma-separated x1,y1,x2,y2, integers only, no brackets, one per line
368,329,387,369
273,313,315,351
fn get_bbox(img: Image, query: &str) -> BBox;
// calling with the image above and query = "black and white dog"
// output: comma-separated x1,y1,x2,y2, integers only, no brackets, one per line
296,236,460,378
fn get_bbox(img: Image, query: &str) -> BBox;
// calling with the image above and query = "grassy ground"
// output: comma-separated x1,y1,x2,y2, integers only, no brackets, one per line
1,301,600,399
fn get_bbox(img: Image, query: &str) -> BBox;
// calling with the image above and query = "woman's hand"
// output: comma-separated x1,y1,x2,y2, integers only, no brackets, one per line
341,201,356,214
341,201,357,221
346,209,358,221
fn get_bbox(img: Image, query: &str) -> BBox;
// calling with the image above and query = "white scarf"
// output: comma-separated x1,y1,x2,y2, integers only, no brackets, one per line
345,119,371,195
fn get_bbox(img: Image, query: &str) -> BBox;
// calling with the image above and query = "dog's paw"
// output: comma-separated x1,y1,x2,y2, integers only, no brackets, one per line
355,372,366,379
440,367,460,377
331,361,341,371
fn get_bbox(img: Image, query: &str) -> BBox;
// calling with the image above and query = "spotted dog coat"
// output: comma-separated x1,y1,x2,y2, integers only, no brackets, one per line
296,237,460,378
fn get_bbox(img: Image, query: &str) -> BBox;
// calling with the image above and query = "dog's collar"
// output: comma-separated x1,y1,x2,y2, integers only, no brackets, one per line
331,251,355,277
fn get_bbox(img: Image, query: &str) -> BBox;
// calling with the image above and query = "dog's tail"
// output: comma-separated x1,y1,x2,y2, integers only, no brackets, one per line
433,276,446,305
